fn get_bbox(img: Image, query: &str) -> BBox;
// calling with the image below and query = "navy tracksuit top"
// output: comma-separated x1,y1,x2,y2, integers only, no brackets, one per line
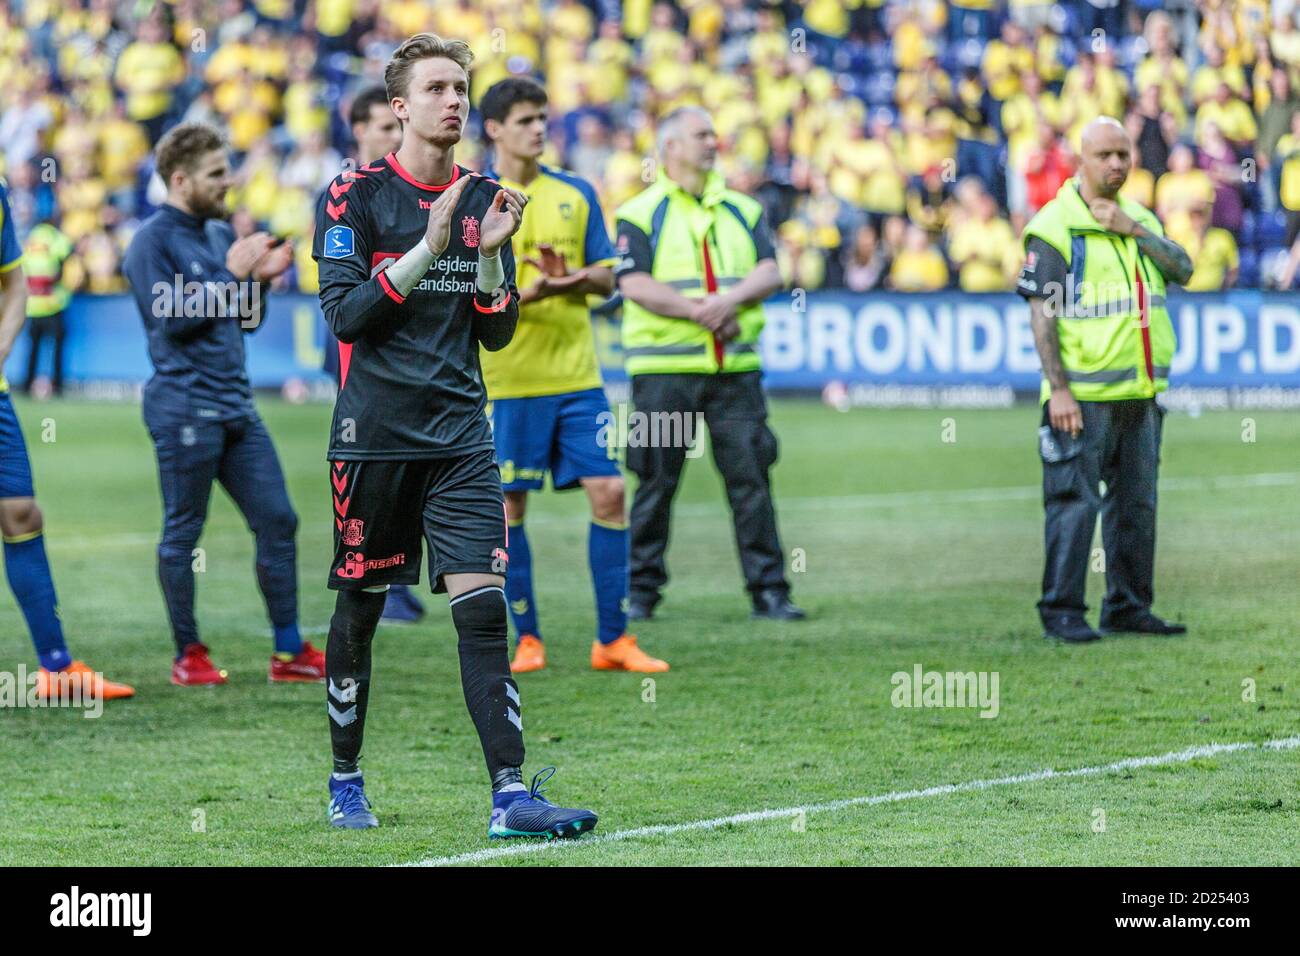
123,203,266,422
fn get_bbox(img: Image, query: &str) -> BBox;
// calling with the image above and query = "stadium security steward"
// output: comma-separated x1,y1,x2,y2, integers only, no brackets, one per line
1017,117,1193,644
614,106,803,622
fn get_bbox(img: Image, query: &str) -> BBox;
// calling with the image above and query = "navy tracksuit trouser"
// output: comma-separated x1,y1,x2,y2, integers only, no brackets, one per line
147,411,298,652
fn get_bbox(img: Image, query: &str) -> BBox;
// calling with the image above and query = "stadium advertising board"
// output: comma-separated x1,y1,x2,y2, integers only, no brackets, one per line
6,292,1299,405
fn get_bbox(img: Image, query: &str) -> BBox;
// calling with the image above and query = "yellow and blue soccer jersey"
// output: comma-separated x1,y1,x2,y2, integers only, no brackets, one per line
478,164,617,399
0,180,25,394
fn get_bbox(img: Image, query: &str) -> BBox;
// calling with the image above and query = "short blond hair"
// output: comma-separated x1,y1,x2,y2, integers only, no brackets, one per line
385,33,474,103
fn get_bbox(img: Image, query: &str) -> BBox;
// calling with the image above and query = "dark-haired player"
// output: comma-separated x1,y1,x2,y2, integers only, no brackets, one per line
313,34,596,839
479,77,667,674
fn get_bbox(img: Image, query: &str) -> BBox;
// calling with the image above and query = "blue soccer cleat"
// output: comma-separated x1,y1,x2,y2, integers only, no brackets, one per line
380,584,424,624
488,767,598,840
328,773,379,829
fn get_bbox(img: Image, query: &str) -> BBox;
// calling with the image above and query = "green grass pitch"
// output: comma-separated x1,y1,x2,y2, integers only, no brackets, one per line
1,395,1297,866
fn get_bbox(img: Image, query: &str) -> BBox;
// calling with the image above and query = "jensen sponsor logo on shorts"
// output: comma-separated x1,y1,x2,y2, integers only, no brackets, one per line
50,886,151,936
596,404,707,459
149,274,263,329
890,664,1000,718
0,666,104,719
336,551,407,579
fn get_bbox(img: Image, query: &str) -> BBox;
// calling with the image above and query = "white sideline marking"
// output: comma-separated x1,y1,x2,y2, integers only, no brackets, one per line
52,471,1300,551
403,735,1300,867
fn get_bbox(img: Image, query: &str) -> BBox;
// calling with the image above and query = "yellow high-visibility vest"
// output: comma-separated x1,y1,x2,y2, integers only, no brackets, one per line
1022,179,1176,402
615,170,767,376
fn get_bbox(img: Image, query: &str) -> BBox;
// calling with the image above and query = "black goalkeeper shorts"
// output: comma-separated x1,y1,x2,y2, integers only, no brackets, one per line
328,449,508,593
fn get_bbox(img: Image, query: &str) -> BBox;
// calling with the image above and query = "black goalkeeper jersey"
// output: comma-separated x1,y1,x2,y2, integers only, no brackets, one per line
312,152,519,460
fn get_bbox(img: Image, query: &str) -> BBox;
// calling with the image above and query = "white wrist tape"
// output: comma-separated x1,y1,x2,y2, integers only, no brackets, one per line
477,251,504,295
385,241,436,297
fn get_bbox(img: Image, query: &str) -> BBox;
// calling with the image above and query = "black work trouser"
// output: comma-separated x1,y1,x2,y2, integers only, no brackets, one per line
23,311,66,395
1038,397,1164,628
628,370,789,604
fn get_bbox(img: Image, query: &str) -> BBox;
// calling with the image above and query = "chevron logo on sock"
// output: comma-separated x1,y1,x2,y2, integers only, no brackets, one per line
506,707,522,731
328,678,359,726
329,678,358,704
328,702,357,727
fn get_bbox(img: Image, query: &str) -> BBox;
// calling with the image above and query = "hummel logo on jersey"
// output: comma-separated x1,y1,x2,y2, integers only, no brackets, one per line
324,225,354,259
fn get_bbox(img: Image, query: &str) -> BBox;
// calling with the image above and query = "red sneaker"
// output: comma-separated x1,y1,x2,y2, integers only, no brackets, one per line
270,642,326,683
172,643,228,686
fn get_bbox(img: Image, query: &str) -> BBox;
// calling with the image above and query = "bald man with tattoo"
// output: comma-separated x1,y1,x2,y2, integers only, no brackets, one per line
1016,118,1192,643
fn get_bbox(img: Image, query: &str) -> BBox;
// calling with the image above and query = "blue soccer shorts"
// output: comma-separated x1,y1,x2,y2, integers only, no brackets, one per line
0,391,36,499
488,387,621,492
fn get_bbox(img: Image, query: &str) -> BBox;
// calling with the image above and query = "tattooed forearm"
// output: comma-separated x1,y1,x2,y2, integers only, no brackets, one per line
1029,297,1069,391
1134,224,1194,286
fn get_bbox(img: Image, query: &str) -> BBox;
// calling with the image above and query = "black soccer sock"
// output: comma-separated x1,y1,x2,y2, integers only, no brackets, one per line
326,589,385,775
451,586,525,788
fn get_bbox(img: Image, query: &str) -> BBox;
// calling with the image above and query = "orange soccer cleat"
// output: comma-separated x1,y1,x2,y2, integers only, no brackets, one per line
270,642,327,683
510,635,546,673
591,634,669,673
36,660,135,701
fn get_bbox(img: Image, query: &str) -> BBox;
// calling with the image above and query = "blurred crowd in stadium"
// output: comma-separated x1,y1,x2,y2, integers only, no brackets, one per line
2,0,1300,300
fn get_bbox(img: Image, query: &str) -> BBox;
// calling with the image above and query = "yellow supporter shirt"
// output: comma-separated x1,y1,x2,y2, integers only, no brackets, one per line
1191,64,1247,103
478,165,618,399
588,36,634,104
387,1,431,37
114,41,184,121
1277,134,1300,211
893,18,932,73
97,117,149,190
1001,91,1061,171
316,0,354,38
1121,167,1155,209
890,248,949,291
1155,169,1215,217
804,0,852,38
1194,98,1258,144
284,80,330,143
855,139,906,214
948,217,1015,292
982,40,1033,101
1182,227,1239,291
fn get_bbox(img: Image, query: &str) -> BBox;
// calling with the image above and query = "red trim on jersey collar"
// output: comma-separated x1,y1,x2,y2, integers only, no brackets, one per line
385,152,461,191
